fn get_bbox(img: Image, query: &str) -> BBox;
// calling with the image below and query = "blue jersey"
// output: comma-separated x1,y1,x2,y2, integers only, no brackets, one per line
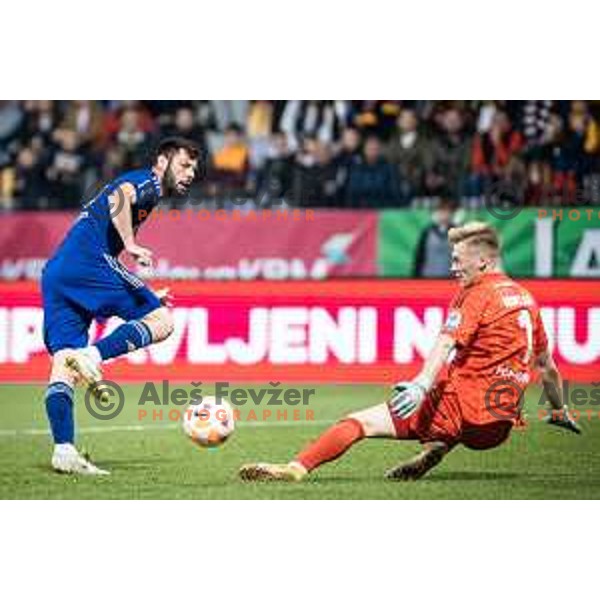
41,168,163,353
54,168,162,260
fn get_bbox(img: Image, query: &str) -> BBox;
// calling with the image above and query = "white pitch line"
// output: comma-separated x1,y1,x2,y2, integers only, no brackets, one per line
0,419,334,437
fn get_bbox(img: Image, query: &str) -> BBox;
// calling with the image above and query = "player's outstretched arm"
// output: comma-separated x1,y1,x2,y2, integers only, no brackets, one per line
110,183,153,267
390,333,455,419
536,350,563,411
536,350,581,434
415,333,456,392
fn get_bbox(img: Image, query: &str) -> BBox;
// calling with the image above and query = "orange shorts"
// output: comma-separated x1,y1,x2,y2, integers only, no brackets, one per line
389,384,513,450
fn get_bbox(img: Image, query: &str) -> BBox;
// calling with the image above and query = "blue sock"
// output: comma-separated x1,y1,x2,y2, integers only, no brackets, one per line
95,320,153,361
45,382,75,445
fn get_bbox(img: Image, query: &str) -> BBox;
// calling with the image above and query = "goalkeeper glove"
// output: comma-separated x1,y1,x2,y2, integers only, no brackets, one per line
389,380,428,419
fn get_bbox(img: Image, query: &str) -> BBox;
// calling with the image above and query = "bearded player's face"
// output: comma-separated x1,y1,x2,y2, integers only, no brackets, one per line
165,149,198,196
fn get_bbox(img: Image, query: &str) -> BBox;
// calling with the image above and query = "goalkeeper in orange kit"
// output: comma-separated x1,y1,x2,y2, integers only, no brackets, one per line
240,221,580,483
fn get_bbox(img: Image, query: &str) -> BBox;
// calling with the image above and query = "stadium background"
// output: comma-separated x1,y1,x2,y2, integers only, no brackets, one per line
0,100,598,384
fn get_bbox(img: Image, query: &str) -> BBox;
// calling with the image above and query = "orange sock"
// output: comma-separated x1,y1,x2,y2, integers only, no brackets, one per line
296,418,365,472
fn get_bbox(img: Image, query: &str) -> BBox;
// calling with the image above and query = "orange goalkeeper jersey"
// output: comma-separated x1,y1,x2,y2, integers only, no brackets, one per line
440,272,548,424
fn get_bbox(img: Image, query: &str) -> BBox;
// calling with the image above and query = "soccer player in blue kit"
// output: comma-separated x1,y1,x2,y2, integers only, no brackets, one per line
41,137,202,475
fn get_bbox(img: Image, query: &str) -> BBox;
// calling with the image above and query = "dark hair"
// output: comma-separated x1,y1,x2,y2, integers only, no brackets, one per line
152,136,202,164
436,188,459,209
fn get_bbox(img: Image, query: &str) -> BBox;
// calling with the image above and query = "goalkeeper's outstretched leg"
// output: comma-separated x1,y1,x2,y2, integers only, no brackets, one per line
239,400,454,482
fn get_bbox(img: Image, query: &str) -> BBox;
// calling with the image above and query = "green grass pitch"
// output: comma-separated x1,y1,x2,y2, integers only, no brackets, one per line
0,382,598,499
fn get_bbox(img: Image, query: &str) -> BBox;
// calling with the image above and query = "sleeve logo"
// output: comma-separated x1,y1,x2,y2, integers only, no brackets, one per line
445,310,462,331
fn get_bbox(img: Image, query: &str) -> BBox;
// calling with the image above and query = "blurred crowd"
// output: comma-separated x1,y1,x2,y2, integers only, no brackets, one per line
1,100,600,210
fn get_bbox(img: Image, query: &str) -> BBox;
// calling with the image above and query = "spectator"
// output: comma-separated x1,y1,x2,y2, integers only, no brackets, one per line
256,132,295,203
523,159,554,206
45,130,88,207
18,100,59,149
103,101,155,147
4,100,600,211
246,101,275,175
425,107,472,198
534,113,576,202
0,101,23,168
59,100,104,149
163,106,206,148
470,110,523,195
563,101,600,182
113,107,153,170
333,127,362,200
14,145,48,209
211,124,250,191
345,135,402,207
247,101,274,139
414,196,457,278
387,108,429,199
292,138,339,207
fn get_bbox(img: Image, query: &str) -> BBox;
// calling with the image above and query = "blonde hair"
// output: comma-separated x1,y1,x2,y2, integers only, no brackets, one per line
448,221,500,255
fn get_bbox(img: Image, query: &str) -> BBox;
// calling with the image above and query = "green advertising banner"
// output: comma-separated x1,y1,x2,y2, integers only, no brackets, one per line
379,208,600,277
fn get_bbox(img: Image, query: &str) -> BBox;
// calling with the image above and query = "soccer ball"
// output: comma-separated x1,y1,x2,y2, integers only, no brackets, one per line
182,396,235,448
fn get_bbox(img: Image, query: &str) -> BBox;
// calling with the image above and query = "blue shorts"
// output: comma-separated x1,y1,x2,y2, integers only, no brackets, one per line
41,253,161,354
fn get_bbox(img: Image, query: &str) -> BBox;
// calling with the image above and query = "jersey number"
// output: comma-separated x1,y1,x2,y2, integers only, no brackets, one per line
517,309,533,365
